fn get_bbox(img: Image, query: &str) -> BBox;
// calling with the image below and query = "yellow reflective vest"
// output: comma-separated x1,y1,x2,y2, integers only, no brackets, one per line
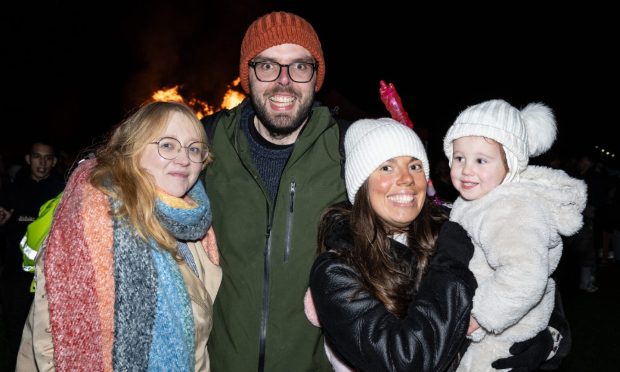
20,192,63,292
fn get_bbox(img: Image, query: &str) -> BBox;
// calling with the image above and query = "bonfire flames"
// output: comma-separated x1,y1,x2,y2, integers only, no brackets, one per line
151,77,245,119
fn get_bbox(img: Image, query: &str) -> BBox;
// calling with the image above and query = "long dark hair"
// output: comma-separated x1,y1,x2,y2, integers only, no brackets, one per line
318,182,448,317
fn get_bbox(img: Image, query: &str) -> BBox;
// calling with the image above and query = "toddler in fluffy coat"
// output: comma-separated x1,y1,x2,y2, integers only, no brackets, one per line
442,99,586,372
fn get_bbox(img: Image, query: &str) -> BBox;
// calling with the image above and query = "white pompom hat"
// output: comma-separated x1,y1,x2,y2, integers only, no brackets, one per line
345,118,429,203
443,99,557,183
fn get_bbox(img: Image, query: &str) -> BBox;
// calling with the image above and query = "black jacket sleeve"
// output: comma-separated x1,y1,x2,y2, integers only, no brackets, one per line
309,222,477,372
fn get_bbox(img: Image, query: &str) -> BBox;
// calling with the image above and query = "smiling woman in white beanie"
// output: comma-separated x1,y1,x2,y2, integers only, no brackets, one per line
344,117,429,203
441,99,586,372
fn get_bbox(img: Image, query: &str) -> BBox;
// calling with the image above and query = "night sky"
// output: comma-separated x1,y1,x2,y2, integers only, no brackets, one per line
3,1,617,166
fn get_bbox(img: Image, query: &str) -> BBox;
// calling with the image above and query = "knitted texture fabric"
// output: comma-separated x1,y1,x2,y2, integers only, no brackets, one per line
344,117,429,203
443,99,557,183
242,114,293,201
240,11,324,93
44,159,211,371
145,243,194,370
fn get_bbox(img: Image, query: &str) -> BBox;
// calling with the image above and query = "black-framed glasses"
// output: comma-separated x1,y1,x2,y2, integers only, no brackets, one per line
149,137,209,163
248,60,317,83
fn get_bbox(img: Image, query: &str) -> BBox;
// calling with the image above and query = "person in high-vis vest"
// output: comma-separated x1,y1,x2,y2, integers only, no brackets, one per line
19,192,63,293
0,141,65,371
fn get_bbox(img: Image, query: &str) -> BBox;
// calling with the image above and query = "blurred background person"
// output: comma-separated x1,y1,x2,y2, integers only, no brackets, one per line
0,140,65,370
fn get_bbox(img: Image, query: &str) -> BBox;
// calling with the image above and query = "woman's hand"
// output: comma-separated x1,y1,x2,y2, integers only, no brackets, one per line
303,288,321,327
491,328,555,371
431,221,475,269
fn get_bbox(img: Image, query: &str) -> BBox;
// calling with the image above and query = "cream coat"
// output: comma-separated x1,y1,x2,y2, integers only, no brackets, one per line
16,240,222,372
452,166,586,372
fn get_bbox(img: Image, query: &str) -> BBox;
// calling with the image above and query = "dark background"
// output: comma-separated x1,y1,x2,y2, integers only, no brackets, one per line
2,1,617,166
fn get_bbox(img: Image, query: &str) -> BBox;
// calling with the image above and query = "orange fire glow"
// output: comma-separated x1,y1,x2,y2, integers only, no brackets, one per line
151,78,245,119
220,77,245,110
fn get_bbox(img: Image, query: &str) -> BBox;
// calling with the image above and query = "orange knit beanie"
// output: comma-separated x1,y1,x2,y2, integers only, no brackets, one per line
239,11,325,93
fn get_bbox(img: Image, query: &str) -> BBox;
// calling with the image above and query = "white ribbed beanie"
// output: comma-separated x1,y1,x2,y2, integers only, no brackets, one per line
345,118,429,203
443,99,557,183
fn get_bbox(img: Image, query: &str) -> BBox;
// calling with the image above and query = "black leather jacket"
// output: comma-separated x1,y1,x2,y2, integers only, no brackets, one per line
309,220,477,372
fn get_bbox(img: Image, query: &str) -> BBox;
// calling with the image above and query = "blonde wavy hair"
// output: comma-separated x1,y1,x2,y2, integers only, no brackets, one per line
90,101,212,253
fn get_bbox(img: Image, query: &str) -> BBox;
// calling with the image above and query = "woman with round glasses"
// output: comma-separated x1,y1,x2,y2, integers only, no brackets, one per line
17,101,222,371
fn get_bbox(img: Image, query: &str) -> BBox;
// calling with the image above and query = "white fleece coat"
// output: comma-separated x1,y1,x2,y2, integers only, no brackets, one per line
452,166,586,372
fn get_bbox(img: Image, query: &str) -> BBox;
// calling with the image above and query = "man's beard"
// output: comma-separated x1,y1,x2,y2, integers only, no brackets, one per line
251,89,315,137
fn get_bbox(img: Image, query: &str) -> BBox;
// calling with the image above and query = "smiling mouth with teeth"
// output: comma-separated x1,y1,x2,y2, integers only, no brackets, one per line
270,96,296,107
388,195,415,203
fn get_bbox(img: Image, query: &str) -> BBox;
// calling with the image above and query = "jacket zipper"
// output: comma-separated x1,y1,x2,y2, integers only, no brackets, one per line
284,179,296,262
259,199,273,372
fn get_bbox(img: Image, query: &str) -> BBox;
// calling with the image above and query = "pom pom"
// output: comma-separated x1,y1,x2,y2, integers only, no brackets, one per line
521,103,557,157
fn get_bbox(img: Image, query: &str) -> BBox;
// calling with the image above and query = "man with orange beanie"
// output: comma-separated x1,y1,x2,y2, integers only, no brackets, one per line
201,11,345,371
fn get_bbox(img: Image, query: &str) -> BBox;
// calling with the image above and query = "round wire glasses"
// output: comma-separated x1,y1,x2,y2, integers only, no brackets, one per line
149,137,209,163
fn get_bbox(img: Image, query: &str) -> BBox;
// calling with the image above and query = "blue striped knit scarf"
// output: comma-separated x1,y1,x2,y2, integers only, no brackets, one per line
112,180,211,371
